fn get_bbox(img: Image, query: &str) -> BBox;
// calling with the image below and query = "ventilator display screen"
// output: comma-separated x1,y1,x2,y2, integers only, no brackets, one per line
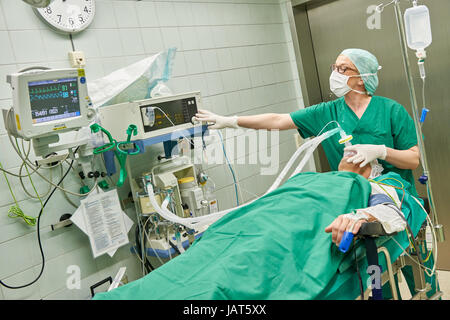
28,77,81,124
141,97,198,132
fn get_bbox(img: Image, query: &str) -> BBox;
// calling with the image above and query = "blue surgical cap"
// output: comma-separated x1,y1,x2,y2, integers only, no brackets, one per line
340,48,380,95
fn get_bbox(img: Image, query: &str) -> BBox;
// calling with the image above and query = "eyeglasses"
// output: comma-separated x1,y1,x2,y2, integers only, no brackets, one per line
331,64,358,75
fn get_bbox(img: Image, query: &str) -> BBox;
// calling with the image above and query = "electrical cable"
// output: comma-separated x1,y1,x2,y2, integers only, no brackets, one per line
0,147,80,289
386,202,425,268
0,163,41,179
217,130,241,206
411,196,438,277
368,178,435,278
5,108,99,197
134,221,154,274
0,139,45,225
17,138,52,200
381,179,438,277
390,236,434,276
374,197,431,279
134,205,146,276
133,246,145,265
18,66,50,73
19,161,52,199
142,217,155,272
69,34,76,51
59,163,80,208
0,161,37,226
19,137,67,173
143,219,165,266
144,126,342,230
0,124,42,178
146,225,165,266
15,160,44,225
167,227,172,260
370,180,427,274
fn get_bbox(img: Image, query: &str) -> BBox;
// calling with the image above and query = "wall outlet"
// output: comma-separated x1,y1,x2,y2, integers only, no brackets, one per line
68,51,86,67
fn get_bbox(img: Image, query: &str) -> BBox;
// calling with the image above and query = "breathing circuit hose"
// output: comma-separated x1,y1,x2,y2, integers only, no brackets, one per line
146,127,342,230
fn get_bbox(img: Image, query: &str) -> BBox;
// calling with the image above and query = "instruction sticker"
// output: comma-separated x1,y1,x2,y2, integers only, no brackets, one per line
15,114,21,130
81,189,129,258
52,124,67,131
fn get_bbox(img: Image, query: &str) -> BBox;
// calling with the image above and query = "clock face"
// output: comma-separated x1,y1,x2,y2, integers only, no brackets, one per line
34,0,96,34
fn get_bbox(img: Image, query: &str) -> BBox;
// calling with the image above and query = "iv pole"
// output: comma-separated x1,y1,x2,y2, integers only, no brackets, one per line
378,0,444,242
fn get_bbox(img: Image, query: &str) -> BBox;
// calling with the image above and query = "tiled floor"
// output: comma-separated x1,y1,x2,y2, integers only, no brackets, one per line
398,269,450,300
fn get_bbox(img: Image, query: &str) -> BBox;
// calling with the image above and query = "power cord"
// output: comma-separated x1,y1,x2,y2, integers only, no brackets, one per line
134,222,154,274
217,130,241,207
0,147,80,289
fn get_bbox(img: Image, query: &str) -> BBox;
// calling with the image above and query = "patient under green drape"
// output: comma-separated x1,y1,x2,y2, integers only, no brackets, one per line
94,170,427,300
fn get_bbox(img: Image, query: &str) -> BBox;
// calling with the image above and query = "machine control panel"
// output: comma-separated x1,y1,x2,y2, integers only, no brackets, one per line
140,96,198,133
97,91,203,142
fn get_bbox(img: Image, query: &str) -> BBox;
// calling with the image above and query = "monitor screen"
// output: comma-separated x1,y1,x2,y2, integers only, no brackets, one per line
141,97,198,133
28,77,81,124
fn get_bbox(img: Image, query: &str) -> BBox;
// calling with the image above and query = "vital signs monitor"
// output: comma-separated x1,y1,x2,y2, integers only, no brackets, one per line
4,68,91,139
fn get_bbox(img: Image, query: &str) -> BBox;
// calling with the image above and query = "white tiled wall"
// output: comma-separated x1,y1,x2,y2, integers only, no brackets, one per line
0,0,305,299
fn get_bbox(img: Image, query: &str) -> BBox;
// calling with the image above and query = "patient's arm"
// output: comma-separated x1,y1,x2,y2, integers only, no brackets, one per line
325,213,376,247
325,203,407,247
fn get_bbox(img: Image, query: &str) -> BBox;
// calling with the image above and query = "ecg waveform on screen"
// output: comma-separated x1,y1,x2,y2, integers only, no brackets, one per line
28,78,81,124
29,91,71,102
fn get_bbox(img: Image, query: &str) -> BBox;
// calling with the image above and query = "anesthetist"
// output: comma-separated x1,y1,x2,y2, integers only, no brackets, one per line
195,48,420,196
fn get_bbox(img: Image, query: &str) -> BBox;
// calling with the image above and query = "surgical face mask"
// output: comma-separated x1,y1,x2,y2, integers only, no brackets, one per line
329,71,367,97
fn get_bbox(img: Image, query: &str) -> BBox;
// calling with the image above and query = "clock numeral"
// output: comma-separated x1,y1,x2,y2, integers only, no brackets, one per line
37,0,94,33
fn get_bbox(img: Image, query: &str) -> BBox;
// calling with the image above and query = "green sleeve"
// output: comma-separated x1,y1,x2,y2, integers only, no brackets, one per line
289,102,330,139
391,104,418,150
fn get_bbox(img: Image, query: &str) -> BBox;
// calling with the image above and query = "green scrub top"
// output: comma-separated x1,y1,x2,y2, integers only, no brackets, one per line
290,95,419,196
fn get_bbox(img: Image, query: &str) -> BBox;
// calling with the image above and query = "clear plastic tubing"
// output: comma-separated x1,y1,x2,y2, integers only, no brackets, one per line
147,127,343,229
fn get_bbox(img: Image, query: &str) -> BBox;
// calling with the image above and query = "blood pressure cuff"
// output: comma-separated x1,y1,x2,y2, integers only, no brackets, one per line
368,193,395,207
358,193,397,237
360,193,407,235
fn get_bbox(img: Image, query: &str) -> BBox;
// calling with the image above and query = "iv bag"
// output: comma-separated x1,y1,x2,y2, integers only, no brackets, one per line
404,5,432,51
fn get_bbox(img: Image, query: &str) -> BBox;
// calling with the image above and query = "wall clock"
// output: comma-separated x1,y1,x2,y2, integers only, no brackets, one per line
33,0,96,34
